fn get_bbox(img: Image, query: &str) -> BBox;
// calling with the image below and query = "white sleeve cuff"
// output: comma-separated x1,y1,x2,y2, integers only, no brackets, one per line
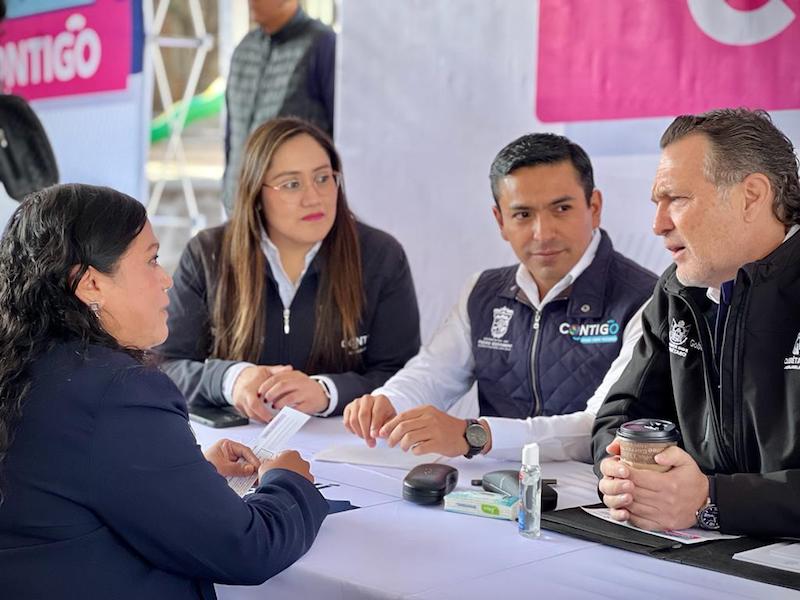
482,411,596,463
370,387,409,415
221,362,256,405
482,416,531,460
310,375,338,417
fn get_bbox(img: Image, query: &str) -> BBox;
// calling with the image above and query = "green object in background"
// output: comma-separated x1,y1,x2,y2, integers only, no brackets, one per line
150,77,225,144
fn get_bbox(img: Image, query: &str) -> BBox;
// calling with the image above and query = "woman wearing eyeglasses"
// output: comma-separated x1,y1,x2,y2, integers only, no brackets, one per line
160,117,420,422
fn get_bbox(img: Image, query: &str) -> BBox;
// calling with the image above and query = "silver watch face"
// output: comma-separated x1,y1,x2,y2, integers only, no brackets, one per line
698,504,720,530
465,423,488,448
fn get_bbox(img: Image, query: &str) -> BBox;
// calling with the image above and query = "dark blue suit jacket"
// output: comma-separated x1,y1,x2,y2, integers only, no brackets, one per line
0,342,328,599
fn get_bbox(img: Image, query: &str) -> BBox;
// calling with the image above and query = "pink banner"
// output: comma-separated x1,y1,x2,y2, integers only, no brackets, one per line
0,1,132,100
537,0,800,122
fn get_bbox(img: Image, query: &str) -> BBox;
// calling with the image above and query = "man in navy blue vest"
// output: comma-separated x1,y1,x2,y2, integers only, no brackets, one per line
343,133,656,462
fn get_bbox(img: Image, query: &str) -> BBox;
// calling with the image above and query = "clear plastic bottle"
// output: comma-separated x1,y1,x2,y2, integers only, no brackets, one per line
518,442,541,538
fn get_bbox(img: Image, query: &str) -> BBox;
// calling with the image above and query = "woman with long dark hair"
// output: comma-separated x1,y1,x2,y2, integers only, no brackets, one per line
160,117,420,422
0,184,327,599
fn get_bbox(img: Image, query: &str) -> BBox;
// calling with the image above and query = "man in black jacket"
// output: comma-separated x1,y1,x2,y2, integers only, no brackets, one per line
593,108,800,537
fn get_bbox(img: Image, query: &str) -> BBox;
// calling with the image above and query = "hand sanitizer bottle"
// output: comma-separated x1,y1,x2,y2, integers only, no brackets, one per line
518,442,541,538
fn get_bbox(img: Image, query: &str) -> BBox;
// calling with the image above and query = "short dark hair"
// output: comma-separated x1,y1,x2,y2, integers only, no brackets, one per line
660,108,800,227
489,133,595,205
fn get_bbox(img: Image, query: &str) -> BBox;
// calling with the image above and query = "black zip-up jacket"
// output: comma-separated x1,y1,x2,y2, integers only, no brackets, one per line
592,229,800,537
159,221,421,415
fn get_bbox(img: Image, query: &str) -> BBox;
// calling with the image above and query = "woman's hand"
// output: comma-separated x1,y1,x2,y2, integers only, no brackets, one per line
257,370,329,415
258,449,315,483
232,365,293,422
204,439,261,477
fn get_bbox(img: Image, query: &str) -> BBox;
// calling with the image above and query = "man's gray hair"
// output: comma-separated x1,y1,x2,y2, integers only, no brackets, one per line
660,108,800,226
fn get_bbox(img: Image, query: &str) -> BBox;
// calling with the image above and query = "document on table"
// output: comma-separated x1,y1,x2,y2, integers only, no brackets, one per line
227,407,310,497
314,444,443,470
581,506,740,544
734,542,800,573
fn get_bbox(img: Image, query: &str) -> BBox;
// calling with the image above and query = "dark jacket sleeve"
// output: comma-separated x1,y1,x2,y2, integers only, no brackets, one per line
89,367,327,585
321,238,421,415
591,287,678,476
158,238,238,407
712,471,800,537
592,283,800,537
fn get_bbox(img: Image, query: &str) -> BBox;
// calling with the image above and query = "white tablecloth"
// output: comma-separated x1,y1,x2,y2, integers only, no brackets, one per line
191,417,800,600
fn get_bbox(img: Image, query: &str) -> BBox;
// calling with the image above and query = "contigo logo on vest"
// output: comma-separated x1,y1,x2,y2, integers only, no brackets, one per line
558,319,620,344
784,331,800,370
477,307,514,352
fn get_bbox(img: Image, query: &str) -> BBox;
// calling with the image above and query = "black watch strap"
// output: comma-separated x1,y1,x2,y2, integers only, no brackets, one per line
463,419,486,459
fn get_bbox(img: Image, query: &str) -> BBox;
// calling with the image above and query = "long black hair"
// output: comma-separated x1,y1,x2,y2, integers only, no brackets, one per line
0,183,147,487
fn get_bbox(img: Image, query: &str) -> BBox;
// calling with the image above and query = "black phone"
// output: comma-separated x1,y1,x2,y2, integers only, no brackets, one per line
188,405,249,428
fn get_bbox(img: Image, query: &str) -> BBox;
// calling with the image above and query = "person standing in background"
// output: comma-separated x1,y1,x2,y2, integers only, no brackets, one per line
223,0,335,215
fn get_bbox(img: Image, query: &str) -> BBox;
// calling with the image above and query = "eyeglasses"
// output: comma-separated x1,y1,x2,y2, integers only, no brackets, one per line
262,171,342,200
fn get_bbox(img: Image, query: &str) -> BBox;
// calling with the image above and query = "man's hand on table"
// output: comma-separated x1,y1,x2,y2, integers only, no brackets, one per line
380,405,473,457
343,394,397,447
599,439,709,530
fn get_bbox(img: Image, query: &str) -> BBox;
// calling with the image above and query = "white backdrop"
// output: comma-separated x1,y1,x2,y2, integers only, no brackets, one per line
335,0,800,340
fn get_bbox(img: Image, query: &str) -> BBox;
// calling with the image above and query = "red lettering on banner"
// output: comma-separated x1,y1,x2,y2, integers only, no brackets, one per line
0,1,131,100
536,0,800,122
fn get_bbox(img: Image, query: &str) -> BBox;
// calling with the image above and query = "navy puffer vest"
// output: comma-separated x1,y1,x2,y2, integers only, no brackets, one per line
468,230,656,418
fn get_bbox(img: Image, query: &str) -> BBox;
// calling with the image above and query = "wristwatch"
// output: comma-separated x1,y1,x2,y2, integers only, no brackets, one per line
463,419,488,459
696,498,720,530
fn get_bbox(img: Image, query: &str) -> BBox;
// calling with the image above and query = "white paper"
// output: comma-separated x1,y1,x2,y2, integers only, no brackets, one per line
227,407,311,496
581,506,741,544
734,542,800,573
314,444,443,470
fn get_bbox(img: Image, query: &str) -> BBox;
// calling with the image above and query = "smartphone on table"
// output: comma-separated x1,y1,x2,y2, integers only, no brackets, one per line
188,405,249,428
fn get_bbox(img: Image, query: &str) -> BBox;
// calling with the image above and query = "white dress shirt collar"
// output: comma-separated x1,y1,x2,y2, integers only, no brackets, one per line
259,229,322,309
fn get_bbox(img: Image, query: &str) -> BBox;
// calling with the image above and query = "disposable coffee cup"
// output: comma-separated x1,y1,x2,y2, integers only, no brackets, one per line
615,419,680,472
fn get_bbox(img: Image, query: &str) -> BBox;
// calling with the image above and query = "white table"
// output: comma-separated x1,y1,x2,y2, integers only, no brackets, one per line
191,417,800,600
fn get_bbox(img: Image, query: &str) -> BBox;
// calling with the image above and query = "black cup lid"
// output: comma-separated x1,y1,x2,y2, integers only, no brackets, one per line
617,419,680,442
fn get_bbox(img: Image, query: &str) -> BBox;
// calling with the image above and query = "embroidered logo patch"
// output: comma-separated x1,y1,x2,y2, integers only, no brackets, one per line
784,331,800,370
669,319,690,346
668,319,701,358
477,306,514,352
490,306,514,339
341,334,368,355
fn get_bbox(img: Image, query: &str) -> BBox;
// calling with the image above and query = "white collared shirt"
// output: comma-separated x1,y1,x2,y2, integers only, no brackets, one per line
374,229,647,462
515,228,601,310
259,232,321,309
